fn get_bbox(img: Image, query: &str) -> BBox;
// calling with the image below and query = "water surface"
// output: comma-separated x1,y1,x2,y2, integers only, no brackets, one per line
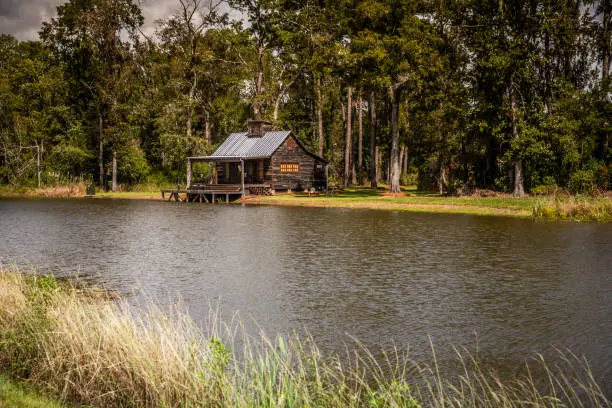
1,198,610,393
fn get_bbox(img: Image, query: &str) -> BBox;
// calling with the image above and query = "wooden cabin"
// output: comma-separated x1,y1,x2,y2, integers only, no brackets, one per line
185,121,328,199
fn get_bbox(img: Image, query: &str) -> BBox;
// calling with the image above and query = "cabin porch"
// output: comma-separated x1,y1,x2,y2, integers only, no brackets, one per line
161,183,272,203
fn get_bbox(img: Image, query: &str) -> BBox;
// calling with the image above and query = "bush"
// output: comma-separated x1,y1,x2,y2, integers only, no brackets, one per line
531,184,557,196
401,173,418,187
568,170,596,195
117,146,151,184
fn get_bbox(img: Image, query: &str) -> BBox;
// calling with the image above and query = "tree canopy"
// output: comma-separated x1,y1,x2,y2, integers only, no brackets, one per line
0,0,609,195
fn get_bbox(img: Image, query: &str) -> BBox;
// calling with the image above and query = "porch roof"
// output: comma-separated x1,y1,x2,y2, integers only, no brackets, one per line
187,156,268,162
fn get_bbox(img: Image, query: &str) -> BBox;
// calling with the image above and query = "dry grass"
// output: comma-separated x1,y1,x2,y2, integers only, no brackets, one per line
0,267,609,408
0,184,86,199
32,184,85,198
533,197,612,222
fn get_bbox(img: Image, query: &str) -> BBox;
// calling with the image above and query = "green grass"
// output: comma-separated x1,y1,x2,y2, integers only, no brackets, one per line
255,187,539,215
251,187,611,221
0,267,609,408
0,376,67,408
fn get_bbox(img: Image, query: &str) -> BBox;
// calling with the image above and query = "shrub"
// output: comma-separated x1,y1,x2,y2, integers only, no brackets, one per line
531,184,557,196
401,173,418,187
568,170,595,195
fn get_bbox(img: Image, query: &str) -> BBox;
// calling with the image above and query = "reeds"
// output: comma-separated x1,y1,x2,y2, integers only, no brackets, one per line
0,184,86,198
0,267,609,408
533,197,612,222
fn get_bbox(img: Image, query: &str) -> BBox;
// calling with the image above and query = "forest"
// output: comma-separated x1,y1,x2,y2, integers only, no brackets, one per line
0,0,610,196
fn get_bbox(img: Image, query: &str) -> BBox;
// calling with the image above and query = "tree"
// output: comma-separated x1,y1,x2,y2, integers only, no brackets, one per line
41,0,144,189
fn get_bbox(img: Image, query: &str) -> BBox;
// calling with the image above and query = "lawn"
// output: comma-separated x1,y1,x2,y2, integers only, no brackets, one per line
248,186,542,216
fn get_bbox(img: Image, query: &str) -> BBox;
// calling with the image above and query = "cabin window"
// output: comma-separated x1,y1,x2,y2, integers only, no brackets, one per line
280,162,299,173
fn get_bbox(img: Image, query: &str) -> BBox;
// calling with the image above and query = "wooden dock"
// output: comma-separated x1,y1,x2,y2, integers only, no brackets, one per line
161,184,271,203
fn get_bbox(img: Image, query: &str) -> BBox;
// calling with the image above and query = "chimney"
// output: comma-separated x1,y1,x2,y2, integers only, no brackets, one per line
247,120,273,138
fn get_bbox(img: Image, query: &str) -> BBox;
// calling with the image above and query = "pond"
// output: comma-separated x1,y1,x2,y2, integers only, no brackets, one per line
1,198,610,395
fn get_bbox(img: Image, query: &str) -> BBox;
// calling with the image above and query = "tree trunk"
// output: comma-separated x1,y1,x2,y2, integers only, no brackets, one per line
254,44,265,119
399,146,405,180
316,76,324,158
98,112,104,188
602,3,609,163
511,89,525,197
357,92,363,183
402,145,408,176
344,86,353,187
369,91,378,188
376,148,381,184
204,110,211,145
438,160,447,195
602,1,610,82
388,86,401,193
36,140,41,188
187,71,197,138
111,151,117,192
273,80,287,121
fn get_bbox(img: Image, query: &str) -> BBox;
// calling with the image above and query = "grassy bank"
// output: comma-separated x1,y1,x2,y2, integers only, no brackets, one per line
1,184,611,222
0,184,86,199
0,184,163,200
0,267,608,408
244,187,612,222
532,197,612,222
0,375,67,408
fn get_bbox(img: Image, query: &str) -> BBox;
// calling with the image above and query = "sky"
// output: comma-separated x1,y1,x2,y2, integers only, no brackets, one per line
0,0,216,41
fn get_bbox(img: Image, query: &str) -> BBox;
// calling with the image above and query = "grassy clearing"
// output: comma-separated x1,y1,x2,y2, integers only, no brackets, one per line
246,187,612,221
247,187,538,217
0,375,67,408
0,266,608,408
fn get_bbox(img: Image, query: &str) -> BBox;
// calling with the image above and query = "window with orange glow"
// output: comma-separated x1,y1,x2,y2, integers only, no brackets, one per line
280,163,299,173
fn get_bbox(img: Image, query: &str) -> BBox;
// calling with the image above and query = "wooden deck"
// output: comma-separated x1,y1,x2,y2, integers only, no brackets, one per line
161,184,271,203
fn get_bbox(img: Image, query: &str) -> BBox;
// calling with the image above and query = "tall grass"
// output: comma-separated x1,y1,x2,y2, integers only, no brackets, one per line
0,184,86,198
0,267,608,408
533,197,612,222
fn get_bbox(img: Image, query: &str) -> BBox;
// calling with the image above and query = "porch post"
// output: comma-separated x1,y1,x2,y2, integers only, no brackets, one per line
241,158,245,197
325,164,329,191
186,158,192,189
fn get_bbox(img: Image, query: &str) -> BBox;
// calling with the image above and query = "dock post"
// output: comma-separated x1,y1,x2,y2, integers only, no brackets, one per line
212,193,216,204
241,158,245,197
226,193,229,204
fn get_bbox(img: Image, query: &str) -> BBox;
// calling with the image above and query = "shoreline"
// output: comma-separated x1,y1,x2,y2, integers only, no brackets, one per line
1,186,610,222
240,195,531,217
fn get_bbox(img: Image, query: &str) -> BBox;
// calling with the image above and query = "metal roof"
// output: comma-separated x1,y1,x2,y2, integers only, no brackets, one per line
210,131,291,158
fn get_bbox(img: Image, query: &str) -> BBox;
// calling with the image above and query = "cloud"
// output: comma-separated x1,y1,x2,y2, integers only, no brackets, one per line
0,0,66,41
139,0,179,37
0,0,242,42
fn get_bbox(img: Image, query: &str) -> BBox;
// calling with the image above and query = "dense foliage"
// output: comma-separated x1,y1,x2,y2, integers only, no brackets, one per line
0,0,609,195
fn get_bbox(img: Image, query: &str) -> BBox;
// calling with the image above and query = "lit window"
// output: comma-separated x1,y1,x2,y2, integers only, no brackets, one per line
280,163,299,173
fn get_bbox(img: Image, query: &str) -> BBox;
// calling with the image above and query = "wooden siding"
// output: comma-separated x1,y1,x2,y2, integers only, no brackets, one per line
270,135,326,191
